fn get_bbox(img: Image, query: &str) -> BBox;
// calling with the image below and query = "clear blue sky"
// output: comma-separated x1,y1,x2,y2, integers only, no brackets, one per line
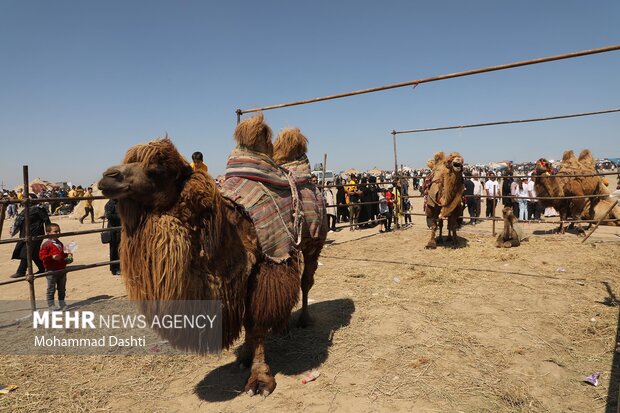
1,1,619,189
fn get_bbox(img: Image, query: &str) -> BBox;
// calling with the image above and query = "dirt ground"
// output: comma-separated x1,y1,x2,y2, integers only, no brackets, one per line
0,179,619,412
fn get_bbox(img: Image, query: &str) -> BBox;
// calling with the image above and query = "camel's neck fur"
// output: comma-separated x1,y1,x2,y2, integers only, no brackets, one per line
119,170,256,303
533,174,567,209
440,168,464,216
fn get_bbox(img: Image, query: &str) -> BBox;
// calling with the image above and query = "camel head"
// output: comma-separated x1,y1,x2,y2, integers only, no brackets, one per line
234,113,274,157
98,137,193,212
534,158,552,175
426,151,445,170
273,127,308,164
446,152,464,173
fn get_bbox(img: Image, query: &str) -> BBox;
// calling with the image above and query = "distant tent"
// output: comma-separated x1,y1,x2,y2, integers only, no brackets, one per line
14,178,55,195
368,167,383,176
343,168,361,176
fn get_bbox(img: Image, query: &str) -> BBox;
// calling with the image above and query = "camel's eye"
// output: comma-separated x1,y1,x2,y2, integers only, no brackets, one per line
146,165,167,180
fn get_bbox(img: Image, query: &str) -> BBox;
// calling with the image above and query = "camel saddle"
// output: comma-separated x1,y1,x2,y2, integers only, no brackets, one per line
220,148,302,263
424,172,443,209
280,155,325,239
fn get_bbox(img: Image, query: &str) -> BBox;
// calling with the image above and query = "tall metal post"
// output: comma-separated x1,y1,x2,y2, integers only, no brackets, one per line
492,186,496,237
236,109,242,125
23,166,36,311
321,153,327,188
392,130,398,175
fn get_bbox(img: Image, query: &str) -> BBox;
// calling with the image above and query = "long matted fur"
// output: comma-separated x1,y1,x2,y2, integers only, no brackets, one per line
273,127,308,164
234,113,274,157
106,138,302,353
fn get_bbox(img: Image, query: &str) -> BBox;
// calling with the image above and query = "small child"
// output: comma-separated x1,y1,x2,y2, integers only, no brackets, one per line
378,191,392,232
39,223,73,310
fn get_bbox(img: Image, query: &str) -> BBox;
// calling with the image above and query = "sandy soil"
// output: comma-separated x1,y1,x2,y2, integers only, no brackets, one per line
0,180,619,412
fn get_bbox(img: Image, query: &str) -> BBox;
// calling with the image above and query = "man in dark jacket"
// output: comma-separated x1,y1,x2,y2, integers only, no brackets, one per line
10,204,50,278
104,199,121,276
463,172,476,224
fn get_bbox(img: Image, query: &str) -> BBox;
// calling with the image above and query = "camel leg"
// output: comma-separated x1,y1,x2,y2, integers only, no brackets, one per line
437,219,444,244
297,253,317,328
237,335,255,369
449,217,458,248
244,333,276,397
426,218,438,249
558,210,567,234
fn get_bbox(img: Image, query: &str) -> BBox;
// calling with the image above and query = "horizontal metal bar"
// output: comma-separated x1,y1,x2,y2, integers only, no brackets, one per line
393,108,620,135
239,44,620,114
0,260,119,286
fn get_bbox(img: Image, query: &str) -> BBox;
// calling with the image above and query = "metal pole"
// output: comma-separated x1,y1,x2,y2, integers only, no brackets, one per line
492,186,496,237
392,130,398,174
239,45,620,114
23,166,36,311
393,107,620,135
322,153,327,188
581,200,618,243
236,109,242,125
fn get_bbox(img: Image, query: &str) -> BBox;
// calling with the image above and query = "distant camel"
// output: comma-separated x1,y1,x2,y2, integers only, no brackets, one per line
424,152,464,248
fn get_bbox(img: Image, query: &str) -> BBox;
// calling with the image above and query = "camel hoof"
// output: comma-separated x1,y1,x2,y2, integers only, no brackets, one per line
425,242,437,249
244,370,276,397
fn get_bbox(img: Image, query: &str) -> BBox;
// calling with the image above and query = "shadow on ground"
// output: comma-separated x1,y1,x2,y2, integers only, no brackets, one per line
431,235,469,249
194,298,355,402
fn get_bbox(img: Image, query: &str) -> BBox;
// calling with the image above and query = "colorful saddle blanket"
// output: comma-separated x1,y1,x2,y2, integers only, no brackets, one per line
280,155,325,239
220,148,300,263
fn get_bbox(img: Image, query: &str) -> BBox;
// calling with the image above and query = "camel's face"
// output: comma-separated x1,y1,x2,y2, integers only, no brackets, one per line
534,159,551,175
98,139,192,209
448,156,464,173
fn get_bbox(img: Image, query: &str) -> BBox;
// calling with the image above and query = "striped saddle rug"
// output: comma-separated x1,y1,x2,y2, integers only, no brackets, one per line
220,148,301,263
280,155,325,239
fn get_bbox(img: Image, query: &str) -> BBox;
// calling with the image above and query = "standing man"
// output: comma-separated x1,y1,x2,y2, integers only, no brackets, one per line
463,171,476,224
79,187,95,224
527,173,540,221
104,199,121,276
484,172,499,218
471,170,484,224
345,174,362,231
9,203,50,278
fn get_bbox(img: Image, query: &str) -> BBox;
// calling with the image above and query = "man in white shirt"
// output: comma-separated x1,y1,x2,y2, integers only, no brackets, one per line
527,173,540,220
471,170,484,223
484,172,500,217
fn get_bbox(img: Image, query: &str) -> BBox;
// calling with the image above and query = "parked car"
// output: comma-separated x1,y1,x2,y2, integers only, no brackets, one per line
311,170,335,185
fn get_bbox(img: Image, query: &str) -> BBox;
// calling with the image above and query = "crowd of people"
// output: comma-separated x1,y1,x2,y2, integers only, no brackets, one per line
315,162,577,233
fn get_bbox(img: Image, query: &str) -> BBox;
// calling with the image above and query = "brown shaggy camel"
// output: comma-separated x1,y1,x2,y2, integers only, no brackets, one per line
424,152,464,249
533,157,583,234
273,127,328,327
577,149,620,225
98,115,308,397
534,150,618,233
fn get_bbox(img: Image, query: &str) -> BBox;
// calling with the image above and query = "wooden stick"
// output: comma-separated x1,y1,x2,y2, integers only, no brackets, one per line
581,200,618,243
